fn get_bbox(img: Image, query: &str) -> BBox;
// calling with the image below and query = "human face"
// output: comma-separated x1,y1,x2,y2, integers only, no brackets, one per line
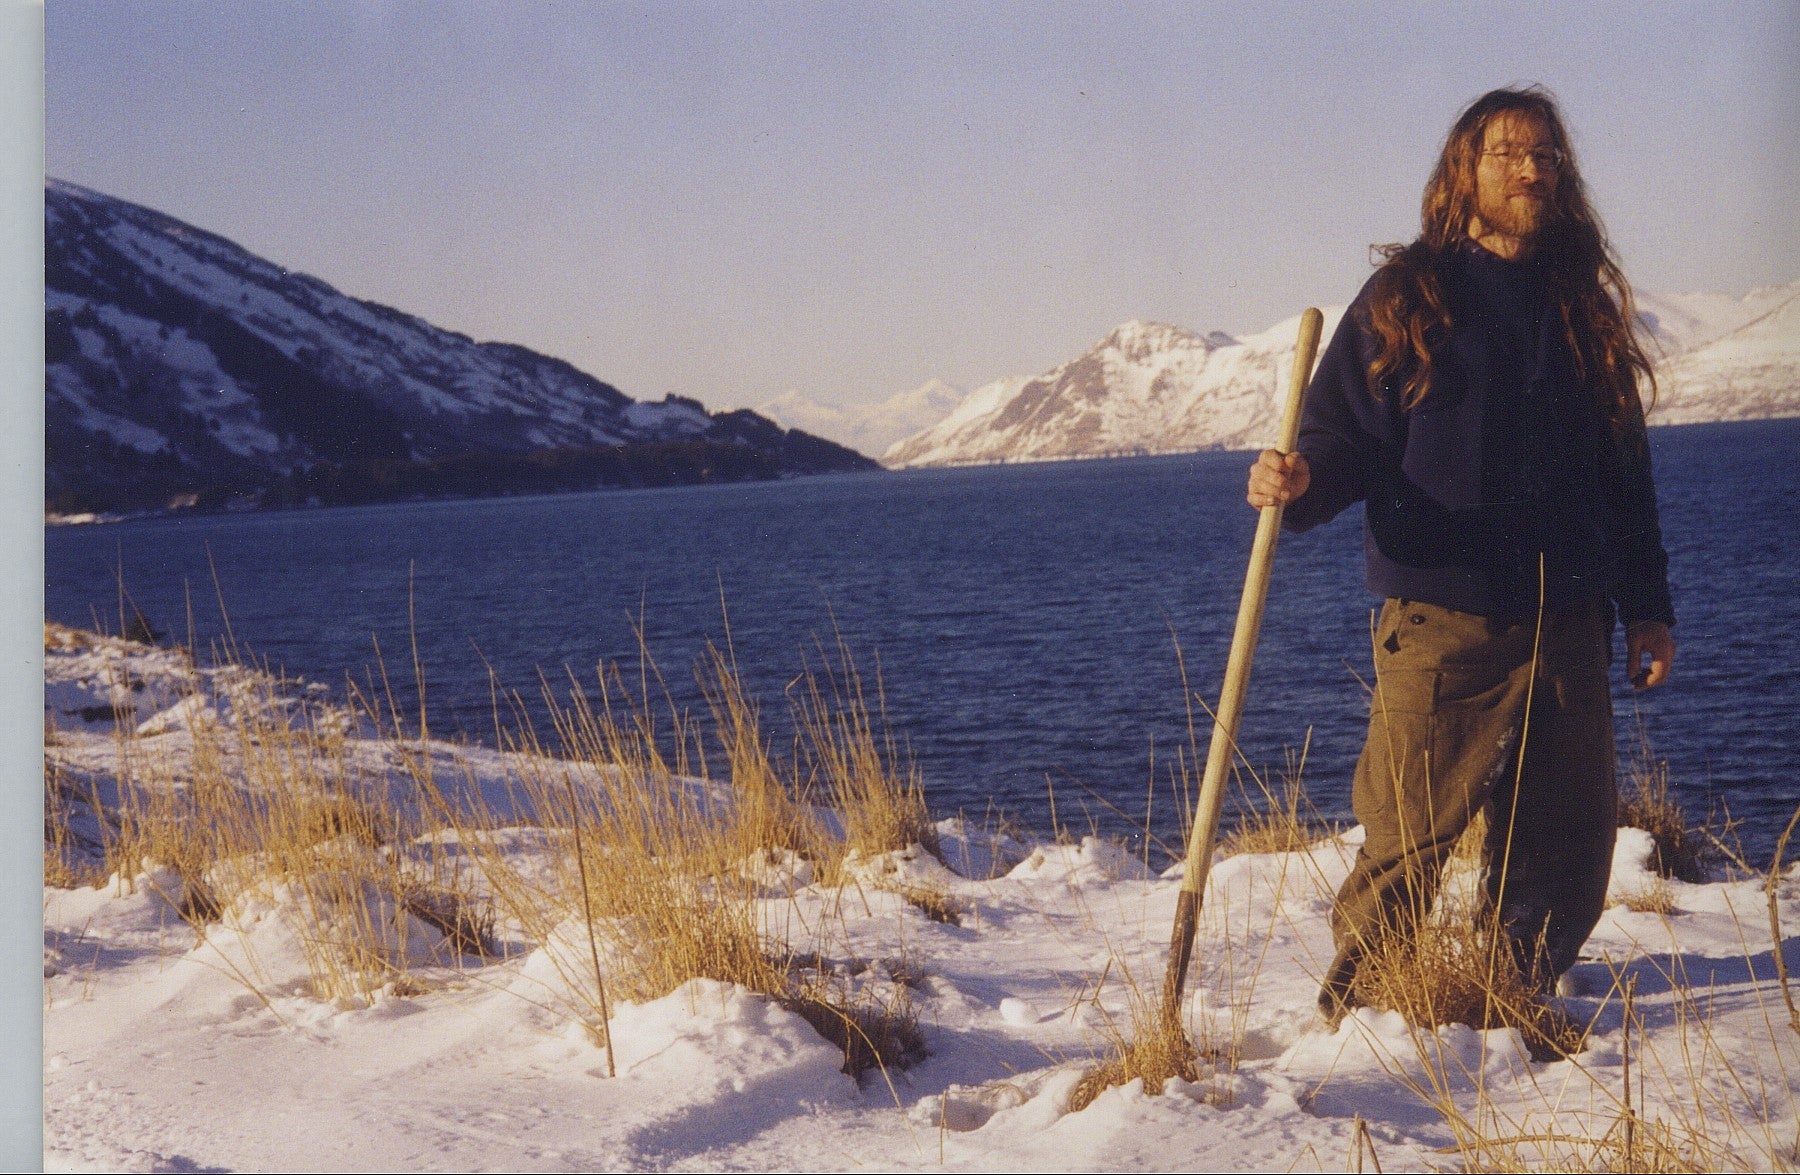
1472,111,1559,254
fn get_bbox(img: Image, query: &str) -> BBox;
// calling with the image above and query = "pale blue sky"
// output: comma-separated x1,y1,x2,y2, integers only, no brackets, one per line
46,1,1799,411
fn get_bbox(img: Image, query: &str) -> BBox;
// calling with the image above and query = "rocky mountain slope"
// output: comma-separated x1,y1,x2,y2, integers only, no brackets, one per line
45,179,874,514
882,282,1799,468
883,313,1344,467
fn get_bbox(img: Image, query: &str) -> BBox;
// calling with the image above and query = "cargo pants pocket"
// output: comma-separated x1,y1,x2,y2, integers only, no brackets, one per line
1352,601,1529,891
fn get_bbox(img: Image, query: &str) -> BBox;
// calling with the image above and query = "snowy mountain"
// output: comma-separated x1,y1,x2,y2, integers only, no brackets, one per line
883,314,1345,468
1635,284,1795,356
883,283,1800,469
45,179,874,513
758,378,967,458
1640,283,1800,423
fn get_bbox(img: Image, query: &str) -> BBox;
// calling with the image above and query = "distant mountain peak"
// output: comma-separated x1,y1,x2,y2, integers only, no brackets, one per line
1097,320,1208,362
908,376,966,399
756,378,967,457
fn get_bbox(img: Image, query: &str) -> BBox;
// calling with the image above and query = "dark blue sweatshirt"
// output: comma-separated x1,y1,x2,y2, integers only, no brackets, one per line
1285,241,1675,628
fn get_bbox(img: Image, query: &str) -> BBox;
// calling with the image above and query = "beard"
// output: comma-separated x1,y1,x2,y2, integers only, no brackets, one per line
1477,183,1553,241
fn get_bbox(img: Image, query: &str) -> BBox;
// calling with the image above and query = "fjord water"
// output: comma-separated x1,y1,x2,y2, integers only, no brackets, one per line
46,418,1800,864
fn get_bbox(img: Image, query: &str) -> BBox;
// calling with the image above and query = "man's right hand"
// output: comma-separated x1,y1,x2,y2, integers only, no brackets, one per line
1247,449,1311,509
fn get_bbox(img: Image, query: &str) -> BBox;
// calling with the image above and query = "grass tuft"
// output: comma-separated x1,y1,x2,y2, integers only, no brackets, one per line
422,630,933,1078
1618,722,1719,884
1218,738,1337,858
1351,912,1587,1061
1068,987,1203,1113
885,881,964,926
791,638,939,868
1616,874,1678,915
789,973,927,1078
397,882,499,959
44,757,106,889
1346,817,1587,1061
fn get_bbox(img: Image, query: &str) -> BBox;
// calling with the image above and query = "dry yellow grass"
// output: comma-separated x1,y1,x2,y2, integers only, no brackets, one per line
1351,913,1586,1061
392,632,931,1077
1336,817,1585,1060
1069,1017,1201,1113
46,620,935,1076
1618,721,1722,884
1218,737,1338,859
1387,945,1790,1175
1617,875,1679,915
44,757,105,890
882,880,964,926
1068,968,1208,1114
43,639,496,1004
699,641,828,860
791,638,939,871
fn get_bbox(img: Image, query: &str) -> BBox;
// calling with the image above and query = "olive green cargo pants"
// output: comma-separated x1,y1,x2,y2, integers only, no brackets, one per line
1319,595,1618,1015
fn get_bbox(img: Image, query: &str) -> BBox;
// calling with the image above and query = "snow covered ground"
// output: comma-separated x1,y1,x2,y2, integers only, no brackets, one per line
42,625,1800,1172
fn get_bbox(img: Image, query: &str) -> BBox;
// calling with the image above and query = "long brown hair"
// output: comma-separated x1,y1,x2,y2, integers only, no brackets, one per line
1366,86,1655,425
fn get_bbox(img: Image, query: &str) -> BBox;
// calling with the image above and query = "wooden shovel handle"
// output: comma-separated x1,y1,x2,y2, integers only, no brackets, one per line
1161,307,1324,1026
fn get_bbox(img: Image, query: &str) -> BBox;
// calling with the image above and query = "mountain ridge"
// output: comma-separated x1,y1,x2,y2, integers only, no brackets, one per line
45,179,876,514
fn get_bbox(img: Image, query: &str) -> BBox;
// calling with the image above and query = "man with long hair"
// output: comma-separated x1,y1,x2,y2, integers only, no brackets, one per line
1246,87,1676,1038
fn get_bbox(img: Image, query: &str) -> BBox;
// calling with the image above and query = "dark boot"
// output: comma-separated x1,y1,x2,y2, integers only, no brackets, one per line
1316,946,1364,1026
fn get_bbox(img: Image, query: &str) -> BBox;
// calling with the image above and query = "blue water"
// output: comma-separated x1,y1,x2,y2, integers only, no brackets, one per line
45,418,1800,865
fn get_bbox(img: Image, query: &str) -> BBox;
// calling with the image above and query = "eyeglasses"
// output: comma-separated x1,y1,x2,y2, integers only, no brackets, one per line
1480,144,1565,172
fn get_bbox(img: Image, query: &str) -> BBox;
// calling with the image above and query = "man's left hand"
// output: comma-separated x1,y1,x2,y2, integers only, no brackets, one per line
1626,621,1675,690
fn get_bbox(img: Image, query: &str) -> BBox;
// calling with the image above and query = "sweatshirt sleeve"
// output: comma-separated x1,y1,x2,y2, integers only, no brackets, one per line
1604,394,1676,628
1284,295,1389,534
